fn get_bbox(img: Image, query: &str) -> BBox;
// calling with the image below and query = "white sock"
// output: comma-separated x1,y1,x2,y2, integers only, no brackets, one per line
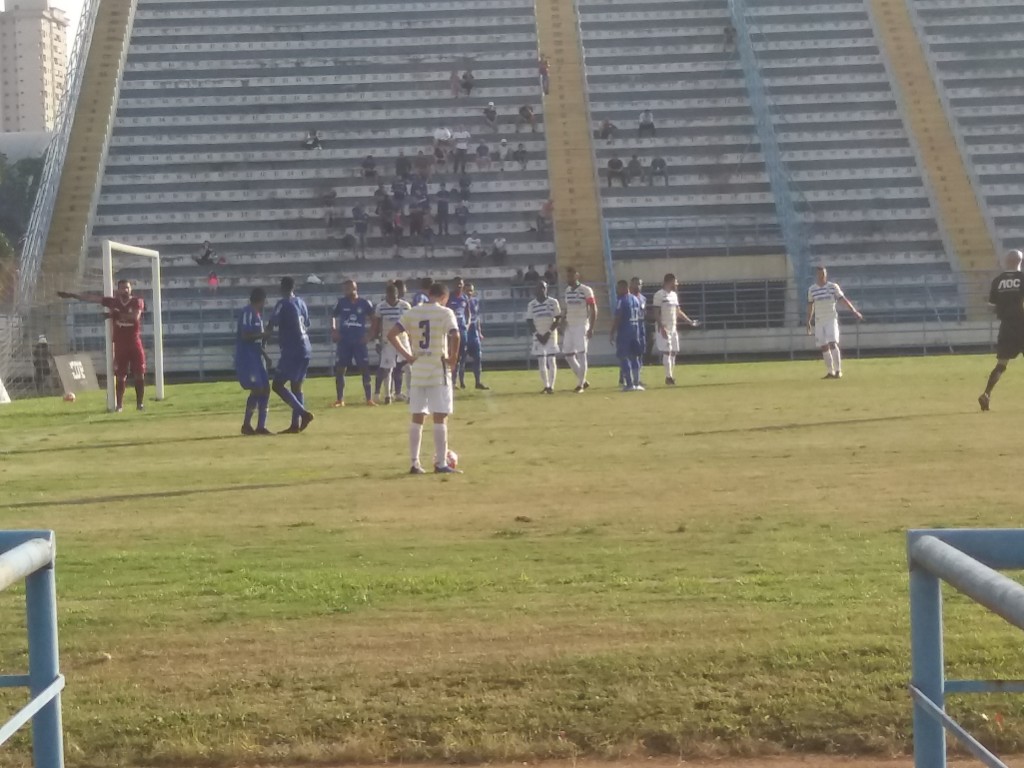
433,423,448,468
822,350,834,374
538,355,549,388
547,357,557,389
409,423,423,466
566,354,581,380
578,354,588,387
383,367,394,400
831,346,842,374
664,355,673,379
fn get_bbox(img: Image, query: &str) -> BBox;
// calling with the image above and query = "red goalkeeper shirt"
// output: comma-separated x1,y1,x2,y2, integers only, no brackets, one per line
101,296,144,347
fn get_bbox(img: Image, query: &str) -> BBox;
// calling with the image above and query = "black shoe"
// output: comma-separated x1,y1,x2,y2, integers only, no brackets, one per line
574,385,584,393
475,383,490,390
136,403,145,411
279,425,301,434
458,382,466,390
545,387,555,395
583,381,590,390
410,465,426,475
254,427,274,436
666,377,676,386
979,393,991,412
299,411,315,431
241,424,256,436
822,373,836,380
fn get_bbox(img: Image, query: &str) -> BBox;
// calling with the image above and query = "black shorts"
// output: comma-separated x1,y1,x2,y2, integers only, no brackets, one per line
996,322,1024,360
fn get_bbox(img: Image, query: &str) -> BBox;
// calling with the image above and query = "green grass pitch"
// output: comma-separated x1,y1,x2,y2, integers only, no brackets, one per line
1,355,1023,766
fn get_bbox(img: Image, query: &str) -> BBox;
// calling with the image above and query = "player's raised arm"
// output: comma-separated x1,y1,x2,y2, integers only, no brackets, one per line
56,290,105,304
387,322,415,363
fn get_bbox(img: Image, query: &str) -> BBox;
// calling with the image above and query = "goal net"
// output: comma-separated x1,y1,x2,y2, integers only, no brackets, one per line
100,240,165,411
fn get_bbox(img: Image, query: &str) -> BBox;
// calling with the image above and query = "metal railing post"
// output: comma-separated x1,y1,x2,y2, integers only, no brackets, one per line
24,564,64,768
909,560,945,768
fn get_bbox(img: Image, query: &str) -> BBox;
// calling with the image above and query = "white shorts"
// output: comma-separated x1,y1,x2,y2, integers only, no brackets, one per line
814,318,840,347
531,334,559,357
655,330,679,354
409,384,453,415
562,325,589,355
379,345,401,369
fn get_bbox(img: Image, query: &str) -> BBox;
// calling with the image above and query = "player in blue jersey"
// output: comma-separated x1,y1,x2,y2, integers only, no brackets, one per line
331,279,376,407
235,287,273,435
267,276,314,432
610,279,645,392
463,283,490,390
447,276,473,389
411,276,432,307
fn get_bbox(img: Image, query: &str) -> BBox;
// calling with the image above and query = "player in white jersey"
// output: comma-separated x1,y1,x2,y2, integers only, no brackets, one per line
651,273,699,385
371,282,411,404
806,266,862,379
562,267,598,392
387,282,462,474
526,280,562,394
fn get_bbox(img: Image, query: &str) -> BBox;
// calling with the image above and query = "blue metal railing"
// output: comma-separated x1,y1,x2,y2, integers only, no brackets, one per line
728,0,811,298
0,530,65,768
907,528,1024,768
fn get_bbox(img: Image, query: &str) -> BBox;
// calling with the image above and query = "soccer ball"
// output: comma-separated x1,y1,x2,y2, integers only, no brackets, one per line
446,449,458,469
62,392,76,403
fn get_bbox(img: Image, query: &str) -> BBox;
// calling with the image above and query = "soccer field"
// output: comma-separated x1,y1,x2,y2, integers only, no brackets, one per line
1,355,1023,767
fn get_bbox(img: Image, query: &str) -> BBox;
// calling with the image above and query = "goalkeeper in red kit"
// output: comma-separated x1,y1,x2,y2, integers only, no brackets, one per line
58,280,147,411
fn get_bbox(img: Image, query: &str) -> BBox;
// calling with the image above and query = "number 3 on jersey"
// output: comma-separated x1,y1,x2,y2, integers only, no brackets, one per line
418,319,430,350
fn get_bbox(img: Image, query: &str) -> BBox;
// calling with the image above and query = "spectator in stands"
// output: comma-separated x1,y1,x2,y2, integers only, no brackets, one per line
436,182,451,235
414,149,433,178
434,126,452,149
395,149,412,180
476,141,491,170
392,208,405,247
483,102,499,133
497,138,512,171
452,126,472,175
516,105,538,133
536,198,554,237
607,156,628,187
378,195,395,236
464,233,485,266
373,182,388,207
421,219,436,257
538,54,550,95
648,155,669,186
525,264,541,284
638,109,656,139
433,144,448,173
598,119,618,141
450,68,461,98
459,173,472,201
514,142,528,170
723,23,736,49
627,154,644,183
409,174,428,201
392,177,408,211
302,130,323,151
352,203,369,256
409,205,426,239
362,154,378,179
543,263,558,286
207,271,219,293
461,69,475,96
455,200,470,234
194,240,216,266
491,236,508,264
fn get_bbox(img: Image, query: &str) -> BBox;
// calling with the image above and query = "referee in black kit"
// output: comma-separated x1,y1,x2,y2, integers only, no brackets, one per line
979,249,1024,411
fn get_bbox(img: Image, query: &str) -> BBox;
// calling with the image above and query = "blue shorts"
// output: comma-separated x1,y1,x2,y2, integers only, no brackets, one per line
616,336,644,358
465,334,481,360
336,340,369,368
237,360,269,391
274,352,310,384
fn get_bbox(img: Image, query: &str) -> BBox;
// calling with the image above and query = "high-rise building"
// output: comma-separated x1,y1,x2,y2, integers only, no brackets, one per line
0,0,69,133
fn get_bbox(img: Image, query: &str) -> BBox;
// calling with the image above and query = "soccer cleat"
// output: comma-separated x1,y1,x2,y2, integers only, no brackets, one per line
666,377,676,386
458,382,466,390
979,393,991,412
365,400,377,407
409,465,426,475
475,383,490,390
279,425,301,434
634,384,646,391
330,400,345,408
384,396,393,405
574,385,585,393
241,424,256,436
396,393,409,402
254,427,274,436
835,371,843,379
114,406,123,413
137,403,145,412
299,411,315,431
583,380,590,390
822,373,836,380
434,464,463,474
544,387,555,395
621,385,633,392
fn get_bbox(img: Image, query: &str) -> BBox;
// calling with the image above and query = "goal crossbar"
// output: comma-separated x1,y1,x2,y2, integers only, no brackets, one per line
101,239,164,410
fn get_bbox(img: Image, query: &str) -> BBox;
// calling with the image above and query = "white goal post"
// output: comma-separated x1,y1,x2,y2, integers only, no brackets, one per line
101,239,164,411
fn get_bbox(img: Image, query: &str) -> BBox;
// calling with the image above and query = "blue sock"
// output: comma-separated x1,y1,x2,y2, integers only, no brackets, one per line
362,372,372,402
619,359,632,388
472,355,482,385
257,393,269,430
335,370,345,401
275,383,303,414
244,393,258,426
630,358,641,386
290,391,305,429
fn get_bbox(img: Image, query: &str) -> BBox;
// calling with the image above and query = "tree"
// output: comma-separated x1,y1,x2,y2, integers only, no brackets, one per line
0,152,44,262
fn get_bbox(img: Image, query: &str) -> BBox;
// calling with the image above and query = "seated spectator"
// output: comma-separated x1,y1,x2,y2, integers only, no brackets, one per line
410,175,428,200
362,154,377,179
409,206,426,238
391,177,408,209
538,54,550,95
513,143,528,170
302,130,323,150
450,68,461,98
598,119,618,141
543,263,558,285
352,203,369,255
455,201,470,234
340,232,358,253
412,191,430,213
638,108,656,139
433,144,448,173
524,264,541,284
723,23,736,48
461,69,475,96
491,236,508,264
464,232,486,266
648,156,669,186
535,198,554,237
373,182,388,206
395,150,412,180
516,105,538,133
319,186,337,204
627,154,644,182
514,268,525,286
607,156,628,187
497,138,512,171
421,221,436,256
483,102,499,133
458,173,472,200
392,209,405,245
194,240,216,266
475,141,491,170
378,195,395,235
433,126,452,149
414,149,433,178
207,271,219,293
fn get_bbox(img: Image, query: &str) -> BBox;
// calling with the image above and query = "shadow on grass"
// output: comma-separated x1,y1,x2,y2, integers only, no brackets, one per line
684,411,956,436
3,482,298,509
0,432,243,456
